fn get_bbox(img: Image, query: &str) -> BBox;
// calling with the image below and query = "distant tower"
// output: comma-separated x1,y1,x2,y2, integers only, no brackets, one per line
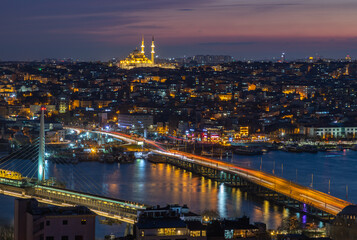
345,54,352,62
141,35,145,54
280,52,286,63
151,36,155,65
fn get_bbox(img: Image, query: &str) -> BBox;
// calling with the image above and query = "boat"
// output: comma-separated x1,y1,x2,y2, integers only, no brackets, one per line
147,153,167,163
201,150,221,157
327,145,344,152
301,145,318,153
283,144,303,153
234,146,263,155
350,144,357,151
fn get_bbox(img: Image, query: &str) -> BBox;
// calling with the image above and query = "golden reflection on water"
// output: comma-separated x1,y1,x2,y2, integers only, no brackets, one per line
65,161,286,229
263,200,270,224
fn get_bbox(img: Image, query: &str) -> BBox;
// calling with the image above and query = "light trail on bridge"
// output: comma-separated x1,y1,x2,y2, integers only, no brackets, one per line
73,128,352,217
155,149,350,215
0,187,138,224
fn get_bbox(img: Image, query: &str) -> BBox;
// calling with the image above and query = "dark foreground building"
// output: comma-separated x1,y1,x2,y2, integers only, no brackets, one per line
329,205,357,240
15,198,96,240
135,204,269,240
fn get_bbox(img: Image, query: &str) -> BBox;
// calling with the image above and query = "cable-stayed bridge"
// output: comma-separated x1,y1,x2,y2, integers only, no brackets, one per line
0,140,146,224
0,109,147,224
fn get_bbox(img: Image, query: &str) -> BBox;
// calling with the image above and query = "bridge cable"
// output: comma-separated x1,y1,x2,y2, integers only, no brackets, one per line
4,147,39,177
0,140,39,167
17,149,40,177
0,141,40,170
45,145,104,195
0,143,39,169
45,144,105,191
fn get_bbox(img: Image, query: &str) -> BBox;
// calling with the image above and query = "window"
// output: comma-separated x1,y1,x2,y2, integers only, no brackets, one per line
75,236,83,240
190,231,201,237
63,220,68,225
46,221,50,226
40,222,44,230
225,230,234,239
62,237,69,240
158,228,178,236
46,237,54,240
81,219,87,225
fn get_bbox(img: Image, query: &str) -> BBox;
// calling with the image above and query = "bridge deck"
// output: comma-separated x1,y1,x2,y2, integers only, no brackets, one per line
159,149,351,216
79,128,351,216
0,180,148,224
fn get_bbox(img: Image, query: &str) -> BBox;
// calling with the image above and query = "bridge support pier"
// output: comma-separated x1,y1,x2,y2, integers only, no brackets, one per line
125,223,134,236
163,155,338,222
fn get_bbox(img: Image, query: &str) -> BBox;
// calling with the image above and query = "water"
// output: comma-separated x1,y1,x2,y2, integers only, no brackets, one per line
1,150,357,238
230,150,357,202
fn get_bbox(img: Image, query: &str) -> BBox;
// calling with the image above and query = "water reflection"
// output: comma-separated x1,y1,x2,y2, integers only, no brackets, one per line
218,183,227,218
3,149,357,237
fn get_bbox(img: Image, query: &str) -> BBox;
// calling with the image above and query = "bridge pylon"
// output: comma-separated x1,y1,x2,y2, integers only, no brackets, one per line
38,106,46,181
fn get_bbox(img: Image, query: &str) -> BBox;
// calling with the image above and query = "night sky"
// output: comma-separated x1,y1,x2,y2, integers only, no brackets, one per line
1,0,356,60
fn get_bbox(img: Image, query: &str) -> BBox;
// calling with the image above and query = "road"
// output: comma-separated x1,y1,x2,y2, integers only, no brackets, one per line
69,128,353,216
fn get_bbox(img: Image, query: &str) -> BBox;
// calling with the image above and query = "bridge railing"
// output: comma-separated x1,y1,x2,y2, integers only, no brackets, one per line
31,185,147,220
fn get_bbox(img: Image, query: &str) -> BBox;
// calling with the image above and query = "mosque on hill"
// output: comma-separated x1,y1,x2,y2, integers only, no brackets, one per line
118,36,175,69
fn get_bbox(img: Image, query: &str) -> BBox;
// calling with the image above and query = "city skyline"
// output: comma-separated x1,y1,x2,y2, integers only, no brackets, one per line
1,0,357,60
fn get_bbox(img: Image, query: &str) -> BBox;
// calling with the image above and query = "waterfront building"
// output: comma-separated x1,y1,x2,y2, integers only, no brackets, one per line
306,126,357,139
15,198,95,240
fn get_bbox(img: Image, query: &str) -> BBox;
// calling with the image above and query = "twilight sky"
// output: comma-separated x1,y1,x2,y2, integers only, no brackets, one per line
1,0,357,60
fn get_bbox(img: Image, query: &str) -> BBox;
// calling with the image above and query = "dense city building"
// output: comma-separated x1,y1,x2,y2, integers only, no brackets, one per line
1,59,357,143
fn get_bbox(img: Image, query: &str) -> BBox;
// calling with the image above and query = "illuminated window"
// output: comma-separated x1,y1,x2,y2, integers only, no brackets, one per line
190,231,201,237
225,230,233,239
158,228,178,236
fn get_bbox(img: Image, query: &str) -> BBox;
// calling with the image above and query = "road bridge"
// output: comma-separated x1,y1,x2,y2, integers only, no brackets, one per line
70,128,352,221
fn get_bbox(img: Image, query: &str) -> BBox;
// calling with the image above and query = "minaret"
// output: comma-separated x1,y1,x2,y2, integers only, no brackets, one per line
141,35,145,54
151,36,155,65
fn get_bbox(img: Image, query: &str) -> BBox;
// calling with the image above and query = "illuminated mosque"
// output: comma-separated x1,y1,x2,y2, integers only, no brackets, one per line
118,36,176,69
119,36,157,69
